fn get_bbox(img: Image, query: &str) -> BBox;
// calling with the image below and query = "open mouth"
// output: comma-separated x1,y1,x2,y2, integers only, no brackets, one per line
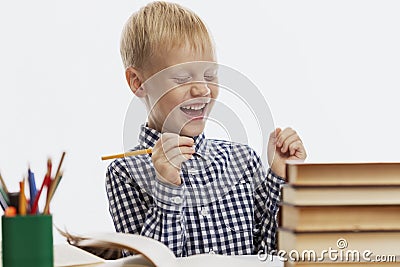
180,103,208,118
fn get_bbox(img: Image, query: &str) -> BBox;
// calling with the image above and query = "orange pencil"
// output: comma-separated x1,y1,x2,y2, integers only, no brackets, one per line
101,148,152,160
19,179,27,215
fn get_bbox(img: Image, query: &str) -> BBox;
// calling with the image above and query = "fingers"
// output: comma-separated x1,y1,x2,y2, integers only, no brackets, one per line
153,133,195,166
159,133,194,152
275,127,282,137
167,152,194,169
268,128,281,166
289,140,307,158
269,127,282,143
151,133,195,185
276,127,297,147
163,145,195,168
275,127,307,160
288,140,302,155
280,132,300,153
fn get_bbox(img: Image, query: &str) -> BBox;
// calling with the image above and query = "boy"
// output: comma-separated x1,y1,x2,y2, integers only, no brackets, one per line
106,1,306,257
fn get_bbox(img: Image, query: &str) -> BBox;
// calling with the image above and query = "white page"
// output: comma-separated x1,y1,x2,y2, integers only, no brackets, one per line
54,244,105,267
176,254,283,267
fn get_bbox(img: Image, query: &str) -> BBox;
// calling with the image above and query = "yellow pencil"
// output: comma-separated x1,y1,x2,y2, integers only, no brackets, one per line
101,148,153,161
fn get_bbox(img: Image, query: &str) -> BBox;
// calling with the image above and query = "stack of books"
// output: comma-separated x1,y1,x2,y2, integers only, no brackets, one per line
278,161,400,266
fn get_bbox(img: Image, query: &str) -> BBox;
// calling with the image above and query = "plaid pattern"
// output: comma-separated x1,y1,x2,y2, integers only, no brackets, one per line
106,124,285,257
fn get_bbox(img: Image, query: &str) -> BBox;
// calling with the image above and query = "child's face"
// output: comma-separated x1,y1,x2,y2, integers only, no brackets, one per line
143,45,218,137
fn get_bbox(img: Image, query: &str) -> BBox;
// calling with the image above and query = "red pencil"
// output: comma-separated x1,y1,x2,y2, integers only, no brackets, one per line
30,159,52,214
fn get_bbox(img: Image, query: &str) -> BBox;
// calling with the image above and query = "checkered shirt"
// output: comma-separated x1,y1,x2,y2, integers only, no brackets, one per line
106,124,285,257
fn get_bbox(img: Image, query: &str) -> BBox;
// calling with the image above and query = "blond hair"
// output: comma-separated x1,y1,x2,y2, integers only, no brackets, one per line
120,1,214,71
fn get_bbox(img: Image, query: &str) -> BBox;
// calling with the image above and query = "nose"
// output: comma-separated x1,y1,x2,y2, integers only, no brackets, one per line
190,82,211,97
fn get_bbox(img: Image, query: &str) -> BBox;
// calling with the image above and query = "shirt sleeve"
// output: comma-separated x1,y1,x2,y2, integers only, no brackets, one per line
106,159,187,256
251,153,286,254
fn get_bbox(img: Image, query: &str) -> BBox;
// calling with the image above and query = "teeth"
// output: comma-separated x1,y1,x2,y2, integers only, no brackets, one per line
181,103,206,110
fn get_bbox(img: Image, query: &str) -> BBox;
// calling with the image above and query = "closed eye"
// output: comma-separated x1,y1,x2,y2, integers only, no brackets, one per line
204,75,216,82
173,76,191,84
204,68,218,82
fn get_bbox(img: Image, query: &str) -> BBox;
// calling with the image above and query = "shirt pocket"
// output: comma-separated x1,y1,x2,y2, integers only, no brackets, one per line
218,180,254,233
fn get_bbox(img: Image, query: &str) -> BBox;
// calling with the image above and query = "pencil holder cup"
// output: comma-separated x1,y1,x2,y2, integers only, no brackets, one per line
2,214,53,267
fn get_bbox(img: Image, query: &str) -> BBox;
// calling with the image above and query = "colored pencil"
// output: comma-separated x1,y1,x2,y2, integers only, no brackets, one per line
28,168,37,211
43,171,63,214
44,152,66,214
30,159,52,214
101,148,152,160
0,172,9,194
19,179,27,215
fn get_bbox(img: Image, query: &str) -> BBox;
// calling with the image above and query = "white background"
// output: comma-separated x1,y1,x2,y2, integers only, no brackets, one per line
0,0,399,243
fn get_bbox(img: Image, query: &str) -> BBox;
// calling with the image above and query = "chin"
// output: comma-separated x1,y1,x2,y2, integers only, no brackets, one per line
180,120,206,137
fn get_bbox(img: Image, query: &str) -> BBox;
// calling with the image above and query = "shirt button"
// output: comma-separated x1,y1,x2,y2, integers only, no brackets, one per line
201,207,209,217
171,196,183,205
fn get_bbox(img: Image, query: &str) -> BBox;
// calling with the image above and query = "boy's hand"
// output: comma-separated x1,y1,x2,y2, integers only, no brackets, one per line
267,127,307,178
152,133,195,186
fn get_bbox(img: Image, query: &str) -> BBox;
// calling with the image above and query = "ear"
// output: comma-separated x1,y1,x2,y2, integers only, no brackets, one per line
125,67,147,97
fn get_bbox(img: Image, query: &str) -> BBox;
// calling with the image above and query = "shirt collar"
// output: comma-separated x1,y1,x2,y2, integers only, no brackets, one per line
138,124,161,149
192,132,208,158
137,124,209,159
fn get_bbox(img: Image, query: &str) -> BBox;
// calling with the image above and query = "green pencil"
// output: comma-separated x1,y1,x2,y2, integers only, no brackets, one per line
0,172,9,194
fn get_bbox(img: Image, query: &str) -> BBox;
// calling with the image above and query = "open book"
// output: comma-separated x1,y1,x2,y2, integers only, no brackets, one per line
55,231,283,267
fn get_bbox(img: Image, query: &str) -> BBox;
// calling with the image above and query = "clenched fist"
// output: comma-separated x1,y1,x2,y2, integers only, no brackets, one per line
267,127,307,178
152,133,195,186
